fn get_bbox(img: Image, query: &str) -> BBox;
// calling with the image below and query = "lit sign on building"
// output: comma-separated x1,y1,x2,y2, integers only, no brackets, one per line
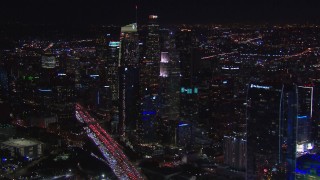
149,15,158,19
297,115,308,119
181,87,199,94
90,75,99,78
194,88,198,94
38,89,52,92
221,66,240,70
250,84,271,90
178,123,189,127
109,41,120,47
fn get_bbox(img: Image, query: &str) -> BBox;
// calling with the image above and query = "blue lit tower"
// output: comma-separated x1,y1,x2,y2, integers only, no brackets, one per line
246,83,314,180
118,23,139,136
296,86,313,155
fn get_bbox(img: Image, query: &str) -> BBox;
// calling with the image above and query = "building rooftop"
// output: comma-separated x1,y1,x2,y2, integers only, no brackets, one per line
1,138,41,148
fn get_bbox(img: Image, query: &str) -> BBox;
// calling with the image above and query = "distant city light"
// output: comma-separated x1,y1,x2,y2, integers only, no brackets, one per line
179,123,189,127
38,89,52,92
90,75,99,77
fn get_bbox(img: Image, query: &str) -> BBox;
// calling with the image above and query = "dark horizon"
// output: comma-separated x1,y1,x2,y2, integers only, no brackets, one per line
1,0,320,26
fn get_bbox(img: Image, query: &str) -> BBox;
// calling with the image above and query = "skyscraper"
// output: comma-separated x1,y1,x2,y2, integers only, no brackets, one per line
296,86,313,156
119,23,140,136
107,41,120,102
246,83,314,180
158,29,181,145
246,83,282,179
224,135,246,171
139,15,161,143
140,15,160,96
175,29,199,147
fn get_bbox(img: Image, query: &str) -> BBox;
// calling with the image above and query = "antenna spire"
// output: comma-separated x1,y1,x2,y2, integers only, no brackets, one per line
135,4,138,25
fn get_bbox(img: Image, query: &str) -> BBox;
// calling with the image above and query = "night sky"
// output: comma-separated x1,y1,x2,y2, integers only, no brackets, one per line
1,0,320,25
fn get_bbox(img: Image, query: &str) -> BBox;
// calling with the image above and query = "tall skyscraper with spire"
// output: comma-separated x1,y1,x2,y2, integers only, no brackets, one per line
140,15,160,96
139,15,161,143
118,23,140,136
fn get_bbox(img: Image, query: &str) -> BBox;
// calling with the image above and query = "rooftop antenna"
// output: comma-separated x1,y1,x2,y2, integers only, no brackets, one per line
135,3,138,25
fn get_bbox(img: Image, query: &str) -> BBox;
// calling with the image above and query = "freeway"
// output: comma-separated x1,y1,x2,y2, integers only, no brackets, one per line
75,103,143,180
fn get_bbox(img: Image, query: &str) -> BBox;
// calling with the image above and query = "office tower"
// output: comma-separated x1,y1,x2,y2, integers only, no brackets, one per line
157,29,181,145
107,41,120,102
175,29,198,87
50,73,76,121
176,122,192,147
119,23,140,136
246,83,314,180
223,135,246,171
140,15,160,96
296,86,313,156
175,29,199,147
246,83,286,179
139,15,161,143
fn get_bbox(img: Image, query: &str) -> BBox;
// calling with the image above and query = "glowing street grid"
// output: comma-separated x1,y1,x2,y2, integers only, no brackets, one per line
75,103,143,180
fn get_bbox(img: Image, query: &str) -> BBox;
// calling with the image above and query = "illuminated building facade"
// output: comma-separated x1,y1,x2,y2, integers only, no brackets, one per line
1,138,43,159
158,29,181,145
119,23,140,136
139,15,161,143
296,86,313,156
140,15,160,96
107,41,120,102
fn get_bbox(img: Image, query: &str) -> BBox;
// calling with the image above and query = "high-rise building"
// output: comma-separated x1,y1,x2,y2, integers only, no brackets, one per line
175,29,200,147
119,23,140,136
139,15,161,143
246,83,286,179
107,41,120,102
157,29,181,145
140,15,160,96
296,86,314,156
246,83,314,180
224,135,246,171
